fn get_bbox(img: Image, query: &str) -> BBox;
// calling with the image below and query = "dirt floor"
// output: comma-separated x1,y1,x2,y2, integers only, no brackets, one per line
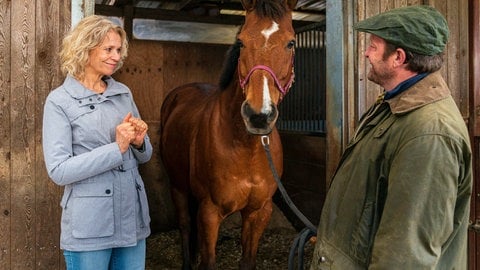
145,206,315,270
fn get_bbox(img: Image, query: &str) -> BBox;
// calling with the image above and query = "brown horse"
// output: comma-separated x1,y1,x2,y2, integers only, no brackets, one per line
160,0,297,269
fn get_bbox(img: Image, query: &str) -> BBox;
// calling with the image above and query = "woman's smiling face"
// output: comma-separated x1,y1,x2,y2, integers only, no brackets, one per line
85,30,122,78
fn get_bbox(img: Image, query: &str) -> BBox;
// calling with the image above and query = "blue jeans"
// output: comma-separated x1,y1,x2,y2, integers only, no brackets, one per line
63,239,146,270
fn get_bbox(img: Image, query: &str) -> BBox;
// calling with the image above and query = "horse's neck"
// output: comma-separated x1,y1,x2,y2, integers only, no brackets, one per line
215,83,258,143
218,79,243,113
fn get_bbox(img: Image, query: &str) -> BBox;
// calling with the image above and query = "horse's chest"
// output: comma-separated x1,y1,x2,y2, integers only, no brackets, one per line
192,157,274,199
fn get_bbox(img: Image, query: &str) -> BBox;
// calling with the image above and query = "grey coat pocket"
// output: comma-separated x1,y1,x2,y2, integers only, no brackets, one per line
71,181,114,238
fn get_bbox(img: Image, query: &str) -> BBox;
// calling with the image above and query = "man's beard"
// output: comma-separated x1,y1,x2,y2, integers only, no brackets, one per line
367,63,394,88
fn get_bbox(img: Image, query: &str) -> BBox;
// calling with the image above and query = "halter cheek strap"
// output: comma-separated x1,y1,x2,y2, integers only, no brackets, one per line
238,54,295,99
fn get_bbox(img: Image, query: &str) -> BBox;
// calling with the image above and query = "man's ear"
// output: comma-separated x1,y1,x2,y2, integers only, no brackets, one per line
395,48,408,66
393,48,408,67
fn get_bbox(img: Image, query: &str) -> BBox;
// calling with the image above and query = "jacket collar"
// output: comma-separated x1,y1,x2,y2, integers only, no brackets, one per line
385,71,451,114
63,75,129,99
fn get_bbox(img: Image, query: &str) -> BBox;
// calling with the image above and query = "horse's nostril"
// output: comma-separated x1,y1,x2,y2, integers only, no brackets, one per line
241,102,255,118
250,113,269,128
267,105,279,122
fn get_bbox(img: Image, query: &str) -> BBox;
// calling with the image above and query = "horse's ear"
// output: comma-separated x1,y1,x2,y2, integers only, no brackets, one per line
241,0,256,11
286,0,298,11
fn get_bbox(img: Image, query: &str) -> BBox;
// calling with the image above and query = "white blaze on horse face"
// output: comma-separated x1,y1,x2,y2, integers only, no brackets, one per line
261,22,279,45
261,77,272,114
259,21,278,114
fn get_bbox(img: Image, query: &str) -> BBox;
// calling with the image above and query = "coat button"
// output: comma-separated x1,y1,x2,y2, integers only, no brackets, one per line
105,189,111,194
90,105,95,110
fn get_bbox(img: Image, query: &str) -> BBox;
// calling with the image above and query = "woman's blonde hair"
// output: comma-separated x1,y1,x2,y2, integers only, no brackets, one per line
60,15,128,80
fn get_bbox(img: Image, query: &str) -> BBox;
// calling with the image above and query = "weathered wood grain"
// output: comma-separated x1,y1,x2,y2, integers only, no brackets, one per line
0,0,12,268
10,0,36,269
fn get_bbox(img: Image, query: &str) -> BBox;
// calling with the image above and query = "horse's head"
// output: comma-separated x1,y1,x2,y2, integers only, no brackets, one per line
237,0,297,135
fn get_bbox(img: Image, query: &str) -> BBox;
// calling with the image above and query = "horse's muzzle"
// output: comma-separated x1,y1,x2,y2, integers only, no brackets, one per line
241,101,278,135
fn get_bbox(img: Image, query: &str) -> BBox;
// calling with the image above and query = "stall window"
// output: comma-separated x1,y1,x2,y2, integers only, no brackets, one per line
277,22,326,135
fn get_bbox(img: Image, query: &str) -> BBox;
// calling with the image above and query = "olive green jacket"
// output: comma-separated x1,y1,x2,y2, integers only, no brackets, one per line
310,72,472,269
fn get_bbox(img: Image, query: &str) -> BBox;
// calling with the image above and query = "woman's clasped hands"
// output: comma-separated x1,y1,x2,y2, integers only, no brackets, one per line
116,112,148,153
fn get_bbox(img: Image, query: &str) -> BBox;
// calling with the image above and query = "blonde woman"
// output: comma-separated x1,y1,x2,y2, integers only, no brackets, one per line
42,15,152,270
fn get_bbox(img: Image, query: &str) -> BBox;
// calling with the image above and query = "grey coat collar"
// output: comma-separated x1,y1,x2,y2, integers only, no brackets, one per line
63,75,130,99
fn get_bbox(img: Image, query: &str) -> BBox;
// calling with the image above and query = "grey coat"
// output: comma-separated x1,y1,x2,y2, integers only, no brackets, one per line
42,75,153,251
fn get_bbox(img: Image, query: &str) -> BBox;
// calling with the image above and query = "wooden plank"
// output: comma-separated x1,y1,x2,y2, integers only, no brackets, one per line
57,4,70,269
457,0,469,117
430,0,470,118
469,0,480,268
471,0,480,134
357,0,382,117
114,40,166,121
35,0,65,269
115,41,228,121
0,0,11,268
394,0,408,8
356,0,367,126
408,0,423,5
364,1,382,109
381,0,394,12
162,43,227,93
60,0,71,32
10,0,36,269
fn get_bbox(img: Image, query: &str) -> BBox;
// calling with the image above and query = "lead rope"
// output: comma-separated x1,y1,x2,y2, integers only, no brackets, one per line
261,135,317,270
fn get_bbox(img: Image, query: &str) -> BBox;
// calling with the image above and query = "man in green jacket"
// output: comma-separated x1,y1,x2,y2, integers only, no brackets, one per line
310,5,472,269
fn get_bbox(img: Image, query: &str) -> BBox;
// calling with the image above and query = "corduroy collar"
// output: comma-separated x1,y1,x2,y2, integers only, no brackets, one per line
385,71,451,114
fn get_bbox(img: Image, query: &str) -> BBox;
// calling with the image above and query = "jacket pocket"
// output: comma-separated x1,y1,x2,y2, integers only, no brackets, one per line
349,201,374,264
135,178,151,228
312,238,364,269
60,186,73,209
71,180,114,238
67,102,114,147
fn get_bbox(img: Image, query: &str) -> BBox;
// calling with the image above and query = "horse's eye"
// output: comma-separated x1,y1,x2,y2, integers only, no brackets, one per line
287,40,295,49
236,39,244,48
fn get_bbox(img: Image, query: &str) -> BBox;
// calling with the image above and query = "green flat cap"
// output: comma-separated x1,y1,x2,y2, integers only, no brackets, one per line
354,5,449,55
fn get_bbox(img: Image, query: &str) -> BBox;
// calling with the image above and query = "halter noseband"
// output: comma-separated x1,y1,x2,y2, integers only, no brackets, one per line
238,54,295,99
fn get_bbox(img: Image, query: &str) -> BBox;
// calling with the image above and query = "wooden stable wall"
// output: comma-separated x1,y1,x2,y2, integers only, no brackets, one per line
0,0,71,269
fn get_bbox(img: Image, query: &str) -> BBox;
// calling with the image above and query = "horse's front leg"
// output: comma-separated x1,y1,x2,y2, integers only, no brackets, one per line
197,201,222,270
239,200,273,270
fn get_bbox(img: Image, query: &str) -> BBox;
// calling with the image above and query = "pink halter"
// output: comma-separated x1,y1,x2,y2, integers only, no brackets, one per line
238,54,295,99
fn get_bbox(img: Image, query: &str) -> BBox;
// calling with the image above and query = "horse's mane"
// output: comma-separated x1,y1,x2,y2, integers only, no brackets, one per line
218,38,241,90
218,0,288,90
